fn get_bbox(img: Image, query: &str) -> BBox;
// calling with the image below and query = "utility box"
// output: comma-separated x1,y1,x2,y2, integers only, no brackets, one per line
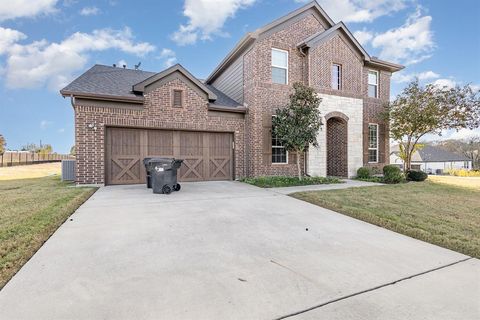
61,159,76,181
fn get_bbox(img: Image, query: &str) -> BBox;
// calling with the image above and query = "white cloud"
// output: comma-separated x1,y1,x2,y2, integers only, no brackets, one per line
158,48,177,68
172,0,257,45
40,120,52,129
392,70,440,83
1,27,155,90
432,78,456,89
58,128,65,133
0,0,58,21
371,7,434,65
295,0,409,23
80,6,100,16
353,29,373,46
117,59,127,68
0,27,27,55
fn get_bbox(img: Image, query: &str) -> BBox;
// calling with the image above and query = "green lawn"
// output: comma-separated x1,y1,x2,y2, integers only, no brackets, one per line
0,176,96,289
241,176,343,188
292,181,480,258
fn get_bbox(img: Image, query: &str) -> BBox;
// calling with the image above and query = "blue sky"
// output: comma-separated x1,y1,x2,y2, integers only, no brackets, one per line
0,0,479,153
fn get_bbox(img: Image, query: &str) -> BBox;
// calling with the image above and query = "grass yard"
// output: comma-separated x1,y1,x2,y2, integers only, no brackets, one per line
241,176,343,188
428,175,480,190
0,176,96,289
0,162,61,181
292,181,480,258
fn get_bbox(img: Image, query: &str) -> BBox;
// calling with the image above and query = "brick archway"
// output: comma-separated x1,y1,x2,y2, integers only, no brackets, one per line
326,117,348,177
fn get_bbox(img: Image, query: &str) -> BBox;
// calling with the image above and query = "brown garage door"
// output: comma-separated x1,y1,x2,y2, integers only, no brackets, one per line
105,127,233,185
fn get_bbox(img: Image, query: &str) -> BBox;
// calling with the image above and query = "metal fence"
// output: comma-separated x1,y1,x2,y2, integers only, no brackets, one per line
0,152,75,167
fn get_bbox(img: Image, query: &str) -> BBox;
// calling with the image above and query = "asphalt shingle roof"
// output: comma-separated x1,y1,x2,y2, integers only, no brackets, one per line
391,145,469,162
417,145,469,162
61,64,242,108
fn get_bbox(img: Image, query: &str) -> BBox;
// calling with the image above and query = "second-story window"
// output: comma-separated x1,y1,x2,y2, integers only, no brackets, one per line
331,64,341,90
368,70,379,98
272,48,288,85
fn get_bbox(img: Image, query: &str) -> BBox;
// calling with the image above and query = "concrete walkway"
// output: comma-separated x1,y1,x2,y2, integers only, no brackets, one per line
0,181,478,320
270,179,382,194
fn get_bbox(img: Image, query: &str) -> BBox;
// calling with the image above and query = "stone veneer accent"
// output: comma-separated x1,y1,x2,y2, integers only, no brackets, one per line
308,93,363,177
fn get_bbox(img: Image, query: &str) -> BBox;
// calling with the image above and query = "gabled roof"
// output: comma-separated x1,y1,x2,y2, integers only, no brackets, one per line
391,145,470,162
417,145,470,162
297,22,371,60
60,64,244,111
297,22,404,72
206,1,335,83
133,64,217,100
60,64,153,102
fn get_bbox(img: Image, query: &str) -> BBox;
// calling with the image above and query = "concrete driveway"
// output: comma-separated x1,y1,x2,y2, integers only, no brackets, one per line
0,181,478,320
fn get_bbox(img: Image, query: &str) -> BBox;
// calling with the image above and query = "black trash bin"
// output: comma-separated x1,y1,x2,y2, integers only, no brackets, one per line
144,158,183,194
143,157,153,188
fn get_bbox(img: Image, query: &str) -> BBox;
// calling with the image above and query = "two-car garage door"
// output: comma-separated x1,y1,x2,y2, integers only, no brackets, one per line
105,127,233,185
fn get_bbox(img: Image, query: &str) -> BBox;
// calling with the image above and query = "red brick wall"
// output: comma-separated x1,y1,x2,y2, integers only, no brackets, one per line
362,69,391,170
74,78,245,184
243,13,323,177
242,12,392,177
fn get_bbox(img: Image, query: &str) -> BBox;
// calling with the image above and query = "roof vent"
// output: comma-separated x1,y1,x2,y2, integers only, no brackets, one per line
123,64,126,69
134,62,141,70
113,64,116,68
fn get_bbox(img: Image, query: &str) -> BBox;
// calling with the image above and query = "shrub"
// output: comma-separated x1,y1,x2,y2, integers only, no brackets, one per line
357,167,371,179
241,176,343,188
407,170,428,181
445,169,480,177
383,165,403,184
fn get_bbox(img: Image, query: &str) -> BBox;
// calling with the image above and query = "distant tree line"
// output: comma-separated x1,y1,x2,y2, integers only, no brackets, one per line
21,143,53,155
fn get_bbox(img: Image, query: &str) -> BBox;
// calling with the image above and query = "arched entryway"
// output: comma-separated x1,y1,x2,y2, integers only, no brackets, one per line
326,113,348,177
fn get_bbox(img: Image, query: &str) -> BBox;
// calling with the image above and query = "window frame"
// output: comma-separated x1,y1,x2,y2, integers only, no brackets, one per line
172,89,183,108
368,70,379,98
331,63,342,90
271,48,289,85
271,115,288,164
368,123,379,163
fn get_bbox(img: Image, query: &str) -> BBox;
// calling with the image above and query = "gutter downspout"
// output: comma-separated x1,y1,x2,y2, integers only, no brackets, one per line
69,94,75,108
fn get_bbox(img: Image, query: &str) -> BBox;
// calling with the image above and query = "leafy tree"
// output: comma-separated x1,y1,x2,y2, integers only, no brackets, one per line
385,80,480,171
70,145,76,156
272,82,323,179
0,134,5,155
38,144,53,155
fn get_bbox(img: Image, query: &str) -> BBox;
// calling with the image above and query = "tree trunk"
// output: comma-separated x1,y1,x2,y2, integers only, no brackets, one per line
296,149,302,180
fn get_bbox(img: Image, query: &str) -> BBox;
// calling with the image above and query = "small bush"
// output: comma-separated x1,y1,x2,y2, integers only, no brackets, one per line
357,167,371,179
407,170,428,181
383,165,403,184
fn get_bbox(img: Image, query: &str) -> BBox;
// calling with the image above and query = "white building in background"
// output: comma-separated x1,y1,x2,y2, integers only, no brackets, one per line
390,145,472,174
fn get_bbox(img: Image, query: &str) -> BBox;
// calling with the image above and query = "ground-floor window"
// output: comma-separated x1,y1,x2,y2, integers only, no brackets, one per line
272,117,287,164
368,124,379,163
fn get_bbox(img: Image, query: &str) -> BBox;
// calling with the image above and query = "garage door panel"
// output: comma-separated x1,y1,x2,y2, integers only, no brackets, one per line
105,128,233,185
147,130,174,156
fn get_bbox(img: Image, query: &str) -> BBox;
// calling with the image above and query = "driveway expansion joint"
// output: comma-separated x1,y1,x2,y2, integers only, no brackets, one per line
272,257,473,320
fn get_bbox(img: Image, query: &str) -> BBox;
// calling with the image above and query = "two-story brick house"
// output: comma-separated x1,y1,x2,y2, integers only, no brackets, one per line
60,1,403,185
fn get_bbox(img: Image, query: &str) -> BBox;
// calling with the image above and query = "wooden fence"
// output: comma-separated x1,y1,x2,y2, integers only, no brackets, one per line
0,152,75,167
